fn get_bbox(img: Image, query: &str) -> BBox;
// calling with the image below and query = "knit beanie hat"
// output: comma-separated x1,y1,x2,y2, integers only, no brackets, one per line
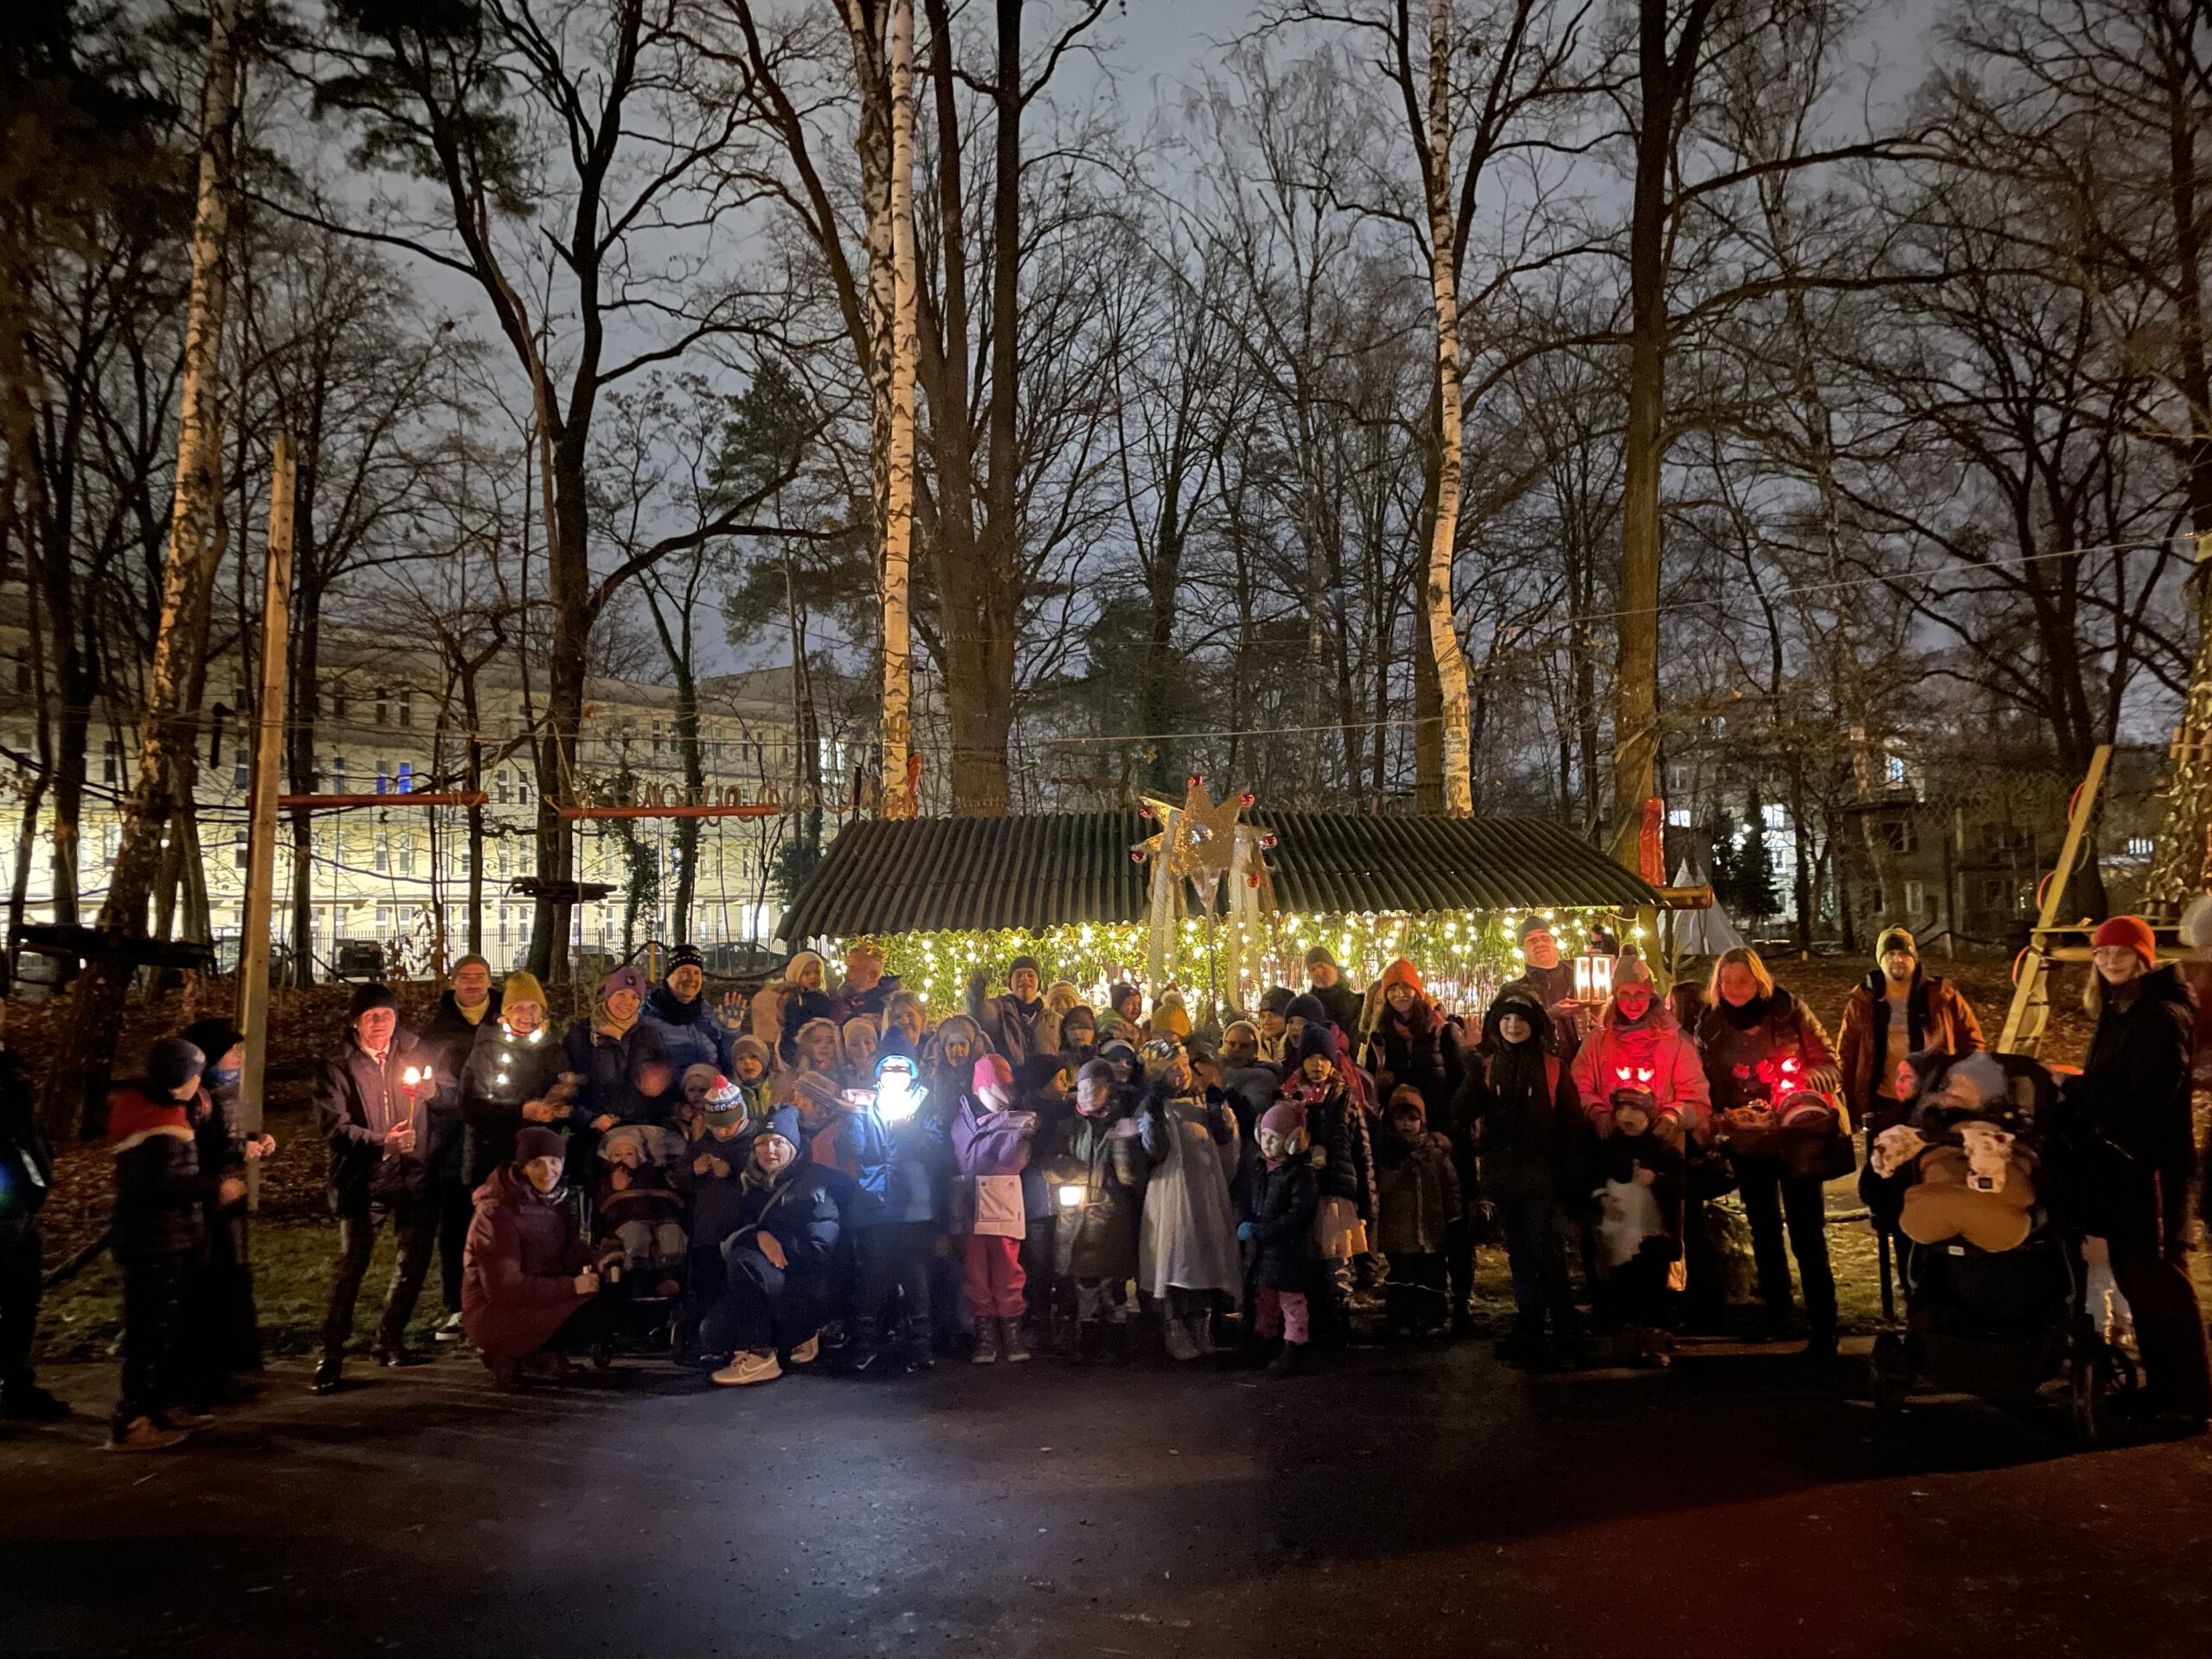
147,1036,207,1095
515,1125,567,1165
972,1053,1014,1095
794,1071,844,1118
758,1104,802,1154
1109,981,1139,1010
1259,1100,1307,1141
1376,958,1423,998
601,964,647,1002
1517,915,1556,944
502,970,546,1010
667,943,706,973
1296,1024,1337,1065
2091,915,2156,969
349,981,397,1020
681,1061,720,1095
181,1018,245,1067
1223,1019,1259,1046
1007,954,1042,982
703,1074,746,1126
1306,946,1338,969
731,1035,771,1070
1285,992,1330,1030
1611,954,1655,992
1874,926,1916,963
1258,985,1295,1016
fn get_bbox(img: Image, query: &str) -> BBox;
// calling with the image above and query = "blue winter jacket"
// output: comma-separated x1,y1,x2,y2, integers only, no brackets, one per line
639,985,731,1077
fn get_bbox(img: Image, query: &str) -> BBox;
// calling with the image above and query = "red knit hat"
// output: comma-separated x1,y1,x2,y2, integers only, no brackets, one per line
2092,915,2156,968
972,1052,1014,1093
1376,958,1424,997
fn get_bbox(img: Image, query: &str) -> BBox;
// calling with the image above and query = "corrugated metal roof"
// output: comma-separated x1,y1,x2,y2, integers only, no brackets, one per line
776,811,1656,941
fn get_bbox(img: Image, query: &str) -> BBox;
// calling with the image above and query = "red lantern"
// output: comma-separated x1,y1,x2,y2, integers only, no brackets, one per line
1245,871,1261,887
1260,833,1277,849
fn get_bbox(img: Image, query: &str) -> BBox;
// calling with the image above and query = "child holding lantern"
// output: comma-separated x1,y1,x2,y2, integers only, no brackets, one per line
1044,1058,1147,1360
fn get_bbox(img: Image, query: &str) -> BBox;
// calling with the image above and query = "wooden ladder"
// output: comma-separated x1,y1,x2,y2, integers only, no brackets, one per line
1995,744,2111,1058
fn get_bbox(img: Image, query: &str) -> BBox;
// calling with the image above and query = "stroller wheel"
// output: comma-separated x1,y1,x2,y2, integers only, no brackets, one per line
2069,1343,2119,1448
591,1340,615,1372
1871,1332,1910,1422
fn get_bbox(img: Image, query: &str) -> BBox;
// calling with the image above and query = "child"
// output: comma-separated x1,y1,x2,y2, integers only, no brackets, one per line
1045,1058,1147,1360
842,1051,948,1375
728,1037,775,1122
951,1053,1039,1363
841,1018,880,1088
1275,1026,1375,1345
109,1038,242,1450
1017,1054,1074,1351
682,1078,755,1363
1592,1085,1685,1368
676,1064,720,1141
1375,1088,1460,1338
595,1124,688,1295
1240,1100,1319,1376
1137,1040,1242,1361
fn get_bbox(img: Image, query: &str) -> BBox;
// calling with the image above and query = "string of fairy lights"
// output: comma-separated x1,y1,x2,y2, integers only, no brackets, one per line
809,906,1646,1019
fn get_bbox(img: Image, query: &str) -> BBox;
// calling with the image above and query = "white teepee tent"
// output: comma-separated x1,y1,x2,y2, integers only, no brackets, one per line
1669,857,1745,959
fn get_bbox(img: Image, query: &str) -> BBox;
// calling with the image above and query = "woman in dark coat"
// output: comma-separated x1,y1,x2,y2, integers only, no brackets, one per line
2068,918,2210,1428
704,1107,843,1387
460,973,571,1192
461,1127,617,1387
1695,948,1842,1356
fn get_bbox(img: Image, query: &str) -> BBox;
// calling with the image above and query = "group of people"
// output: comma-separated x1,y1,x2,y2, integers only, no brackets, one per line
7,913,2204,1450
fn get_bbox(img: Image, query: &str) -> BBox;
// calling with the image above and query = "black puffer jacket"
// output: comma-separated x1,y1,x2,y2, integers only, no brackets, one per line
723,1160,842,1300
1461,992,1586,1205
2069,964,2197,1244
110,1088,213,1260
1245,1154,1319,1290
459,1020,569,1186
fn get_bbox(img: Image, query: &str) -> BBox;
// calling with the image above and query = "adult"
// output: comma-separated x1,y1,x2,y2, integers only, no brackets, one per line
706,1107,843,1387
0,1019,65,1421
421,955,501,1342
310,984,441,1393
1463,988,1585,1363
567,965,675,1134
2066,917,2210,1429
882,991,929,1055
1363,958,1464,1119
976,955,1048,1070
1303,948,1363,1039
459,972,571,1213
1508,917,1582,1061
642,944,738,1075
1837,926,1983,1133
1107,982,1146,1037
830,939,899,1027
1255,987,1294,1063
1696,948,1842,1357
1571,955,1709,1138
178,1017,270,1400
460,1126,617,1388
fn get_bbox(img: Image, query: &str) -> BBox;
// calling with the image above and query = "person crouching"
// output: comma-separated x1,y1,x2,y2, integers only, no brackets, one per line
1241,1101,1318,1377
707,1107,843,1387
461,1126,619,1388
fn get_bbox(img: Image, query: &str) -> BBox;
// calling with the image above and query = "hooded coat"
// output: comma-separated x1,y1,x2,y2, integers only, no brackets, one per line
1572,996,1710,1137
1461,993,1586,1204
315,1027,440,1214
1245,1153,1319,1291
109,1087,213,1260
461,1163,599,1362
2069,964,2198,1245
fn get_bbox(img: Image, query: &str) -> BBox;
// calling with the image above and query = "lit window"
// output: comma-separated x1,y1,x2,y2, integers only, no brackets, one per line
2126,836,2154,859
1667,808,1690,829
1761,804,1787,832
1885,753,1907,786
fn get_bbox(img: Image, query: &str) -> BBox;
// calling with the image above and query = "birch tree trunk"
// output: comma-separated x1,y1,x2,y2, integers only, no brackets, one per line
1422,0,1475,816
41,0,238,1135
880,0,919,817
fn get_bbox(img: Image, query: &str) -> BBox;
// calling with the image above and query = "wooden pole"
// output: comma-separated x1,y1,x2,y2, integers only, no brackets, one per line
238,435,295,1205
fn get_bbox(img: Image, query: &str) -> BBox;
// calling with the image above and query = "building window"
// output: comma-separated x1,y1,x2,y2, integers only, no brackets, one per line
498,841,513,876
234,833,250,870
1667,807,1690,829
516,772,532,806
333,691,347,721
376,906,391,932
1761,803,1787,832
14,660,29,694
1904,879,1926,915
102,824,120,862
397,839,415,876
374,834,390,873
331,755,347,793
397,690,412,729
103,740,122,784
2126,836,2154,859
233,753,249,791
1879,817,1916,855
1664,763,1689,795
375,687,388,725
1885,753,1907,787
496,770,512,805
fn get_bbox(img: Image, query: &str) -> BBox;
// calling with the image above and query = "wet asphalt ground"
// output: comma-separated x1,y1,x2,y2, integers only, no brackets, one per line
4,1336,2210,1659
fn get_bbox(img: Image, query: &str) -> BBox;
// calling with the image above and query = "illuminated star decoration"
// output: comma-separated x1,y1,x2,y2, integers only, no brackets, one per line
1133,775,1276,909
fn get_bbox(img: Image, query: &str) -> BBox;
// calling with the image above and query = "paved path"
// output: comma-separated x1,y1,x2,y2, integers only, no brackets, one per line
4,1341,2209,1658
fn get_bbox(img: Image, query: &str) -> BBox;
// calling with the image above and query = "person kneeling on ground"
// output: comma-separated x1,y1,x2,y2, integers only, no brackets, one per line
708,1107,843,1388
461,1126,619,1389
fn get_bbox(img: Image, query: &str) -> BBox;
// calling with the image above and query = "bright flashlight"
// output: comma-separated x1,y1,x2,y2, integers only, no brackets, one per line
874,1056,920,1125
1058,1184,1084,1209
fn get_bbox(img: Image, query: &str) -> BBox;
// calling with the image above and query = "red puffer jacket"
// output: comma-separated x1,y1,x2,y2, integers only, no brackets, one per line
461,1164,601,1362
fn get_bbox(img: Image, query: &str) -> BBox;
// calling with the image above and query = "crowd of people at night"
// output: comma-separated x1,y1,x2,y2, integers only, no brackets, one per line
2,916,2206,1452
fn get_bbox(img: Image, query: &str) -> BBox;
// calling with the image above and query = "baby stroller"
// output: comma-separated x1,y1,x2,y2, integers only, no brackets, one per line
1860,1050,2136,1446
588,1122,692,1365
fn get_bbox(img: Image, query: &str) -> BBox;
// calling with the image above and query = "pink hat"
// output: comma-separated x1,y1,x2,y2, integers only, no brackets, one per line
972,1053,1014,1092
1259,1100,1307,1139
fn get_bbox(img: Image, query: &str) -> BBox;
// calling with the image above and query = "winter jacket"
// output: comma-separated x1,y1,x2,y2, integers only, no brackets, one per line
2069,964,2198,1247
640,984,733,1077
688,1133,755,1249
1695,989,1837,1120
314,1028,439,1215
1463,1036,1586,1205
419,988,499,1174
1572,1004,1710,1137
827,1104,898,1229
1306,980,1363,1039
1244,1155,1319,1291
461,1164,597,1362
459,1020,569,1187
1376,1132,1461,1255
977,993,1046,1071
0,1052,52,1231
830,974,900,1028
1044,1109,1147,1280
1837,972,1982,1130
109,1087,213,1260
564,1018,675,1130
723,1160,842,1300
1274,1077,1376,1220
773,987,837,1066
1363,1005,1465,1114
1593,1128,1684,1265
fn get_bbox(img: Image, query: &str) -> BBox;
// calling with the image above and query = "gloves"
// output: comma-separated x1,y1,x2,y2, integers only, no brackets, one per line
1236,1221,1259,1242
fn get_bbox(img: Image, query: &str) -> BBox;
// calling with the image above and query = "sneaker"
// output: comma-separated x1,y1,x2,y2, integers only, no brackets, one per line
309,1357,344,1395
788,1334,822,1366
970,1324,1001,1364
1000,1319,1031,1363
372,1345,430,1369
712,1351,783,1387
1,1383,71,1422
109,1415,189,1452
434,1313,466,1344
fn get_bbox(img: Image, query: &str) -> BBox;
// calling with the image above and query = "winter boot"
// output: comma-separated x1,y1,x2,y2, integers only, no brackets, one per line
840,1315,885,1376
970,1321,1001,1364
1,1382,70,1421
1000,1318,1032,1363
309,1353,344,1395
1076,1321,1105,1363
1800,1326,1840,1364
1495,1309,1544,1365
1163,1316,1201,1363
1267,1340,1306,1378
899,1314,936,1372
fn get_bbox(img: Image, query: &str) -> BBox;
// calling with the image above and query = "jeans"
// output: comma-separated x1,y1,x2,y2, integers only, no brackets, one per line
704,1265,817,1357
322,1198,439,1358
1735,1158,1835,1335
1491,1192,1572,1316
2104,1227,2212,1416
116,1252,190,1427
